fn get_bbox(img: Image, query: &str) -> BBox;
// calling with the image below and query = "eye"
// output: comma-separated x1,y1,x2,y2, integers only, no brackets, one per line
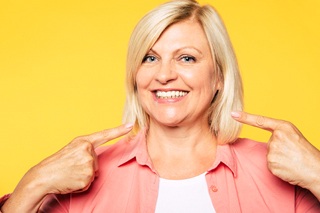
142,55,158,63
180,55,196,63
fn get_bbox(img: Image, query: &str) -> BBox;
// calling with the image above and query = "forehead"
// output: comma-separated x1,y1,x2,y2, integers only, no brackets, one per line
151,19,211,52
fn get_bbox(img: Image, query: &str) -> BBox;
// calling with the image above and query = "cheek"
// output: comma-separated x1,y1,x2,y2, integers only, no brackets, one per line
135,70,152,106
135,70,143,87
182,66,216,90
135,69,152,89
196,68,219,100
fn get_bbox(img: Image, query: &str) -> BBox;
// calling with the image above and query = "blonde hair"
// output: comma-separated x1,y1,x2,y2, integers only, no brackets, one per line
122,0,243,144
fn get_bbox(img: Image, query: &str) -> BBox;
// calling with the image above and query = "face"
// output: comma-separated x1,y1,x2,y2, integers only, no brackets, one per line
136,19,219,128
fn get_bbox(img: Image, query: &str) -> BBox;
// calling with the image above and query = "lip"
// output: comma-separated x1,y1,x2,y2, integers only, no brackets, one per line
151,88,189,103
151,88,189,93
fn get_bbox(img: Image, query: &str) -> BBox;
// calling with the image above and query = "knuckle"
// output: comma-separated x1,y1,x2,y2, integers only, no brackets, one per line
267,149,276,162
78,167,95,184
72,135,86,143
267,163,279,176
70,136,90,148
78,180,90,190
83,169,95,186
79,141,94,152
255,115,265,127
80,153,95,167
267,156,279,174
86,156,95,166
267,160,273,170
292,133,301,142
84,166,95,177
277,120,297,132
272,130,285,141
268,141,278,151
281,121,294,130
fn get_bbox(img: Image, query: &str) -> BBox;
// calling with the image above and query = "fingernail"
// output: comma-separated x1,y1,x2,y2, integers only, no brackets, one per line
124,123,134,129
231,111,241,118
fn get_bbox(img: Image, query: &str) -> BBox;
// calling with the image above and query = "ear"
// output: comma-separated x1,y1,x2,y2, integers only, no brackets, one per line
215,79,222,90
212,75,222,93
212,62,223,91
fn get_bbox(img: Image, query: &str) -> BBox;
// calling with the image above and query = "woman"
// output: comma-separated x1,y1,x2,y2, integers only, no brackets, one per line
1,0,320,212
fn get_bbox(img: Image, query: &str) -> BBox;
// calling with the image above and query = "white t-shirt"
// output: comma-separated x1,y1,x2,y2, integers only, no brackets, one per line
155,173,216,213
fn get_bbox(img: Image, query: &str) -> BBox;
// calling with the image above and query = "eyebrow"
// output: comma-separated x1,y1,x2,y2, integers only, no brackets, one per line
147,49,160,56
175,46,204,56
148,46,204,56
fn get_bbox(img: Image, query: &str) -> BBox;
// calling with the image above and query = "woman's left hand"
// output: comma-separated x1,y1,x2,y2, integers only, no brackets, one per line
231,111,320,200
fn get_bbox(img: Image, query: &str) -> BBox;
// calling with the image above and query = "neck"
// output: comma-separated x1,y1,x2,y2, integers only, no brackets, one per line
147,123,216,153
146,122,217,179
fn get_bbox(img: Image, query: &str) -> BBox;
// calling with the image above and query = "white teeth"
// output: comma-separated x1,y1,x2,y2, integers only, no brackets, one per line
156,90,188,98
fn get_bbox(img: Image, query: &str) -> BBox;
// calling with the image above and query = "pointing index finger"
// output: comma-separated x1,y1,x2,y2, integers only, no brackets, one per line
85,123,134,148
231,111,282,132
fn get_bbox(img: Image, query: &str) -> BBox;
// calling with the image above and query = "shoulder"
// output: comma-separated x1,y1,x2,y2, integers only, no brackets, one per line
232,138,267,151
229,138,274,180
229,138,269,171
231,138,268,161
229,139,296,201
229,138,291,189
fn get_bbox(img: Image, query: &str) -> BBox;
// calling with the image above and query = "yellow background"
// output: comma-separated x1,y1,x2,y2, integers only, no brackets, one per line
0,0,319,195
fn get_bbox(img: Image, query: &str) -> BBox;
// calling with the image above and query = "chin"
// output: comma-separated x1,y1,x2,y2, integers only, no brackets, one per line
153,117,186,128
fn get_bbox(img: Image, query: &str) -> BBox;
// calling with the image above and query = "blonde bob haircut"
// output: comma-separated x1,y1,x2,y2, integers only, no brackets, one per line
123,0,243,144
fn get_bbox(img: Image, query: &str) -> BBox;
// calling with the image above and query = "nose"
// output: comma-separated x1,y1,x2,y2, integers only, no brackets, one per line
155,60,178,84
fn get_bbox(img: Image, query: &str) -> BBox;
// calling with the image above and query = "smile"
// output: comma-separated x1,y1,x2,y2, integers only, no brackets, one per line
156,90,188,99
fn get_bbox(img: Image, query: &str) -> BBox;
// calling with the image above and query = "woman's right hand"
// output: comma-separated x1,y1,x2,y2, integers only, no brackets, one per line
1,123,133,213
